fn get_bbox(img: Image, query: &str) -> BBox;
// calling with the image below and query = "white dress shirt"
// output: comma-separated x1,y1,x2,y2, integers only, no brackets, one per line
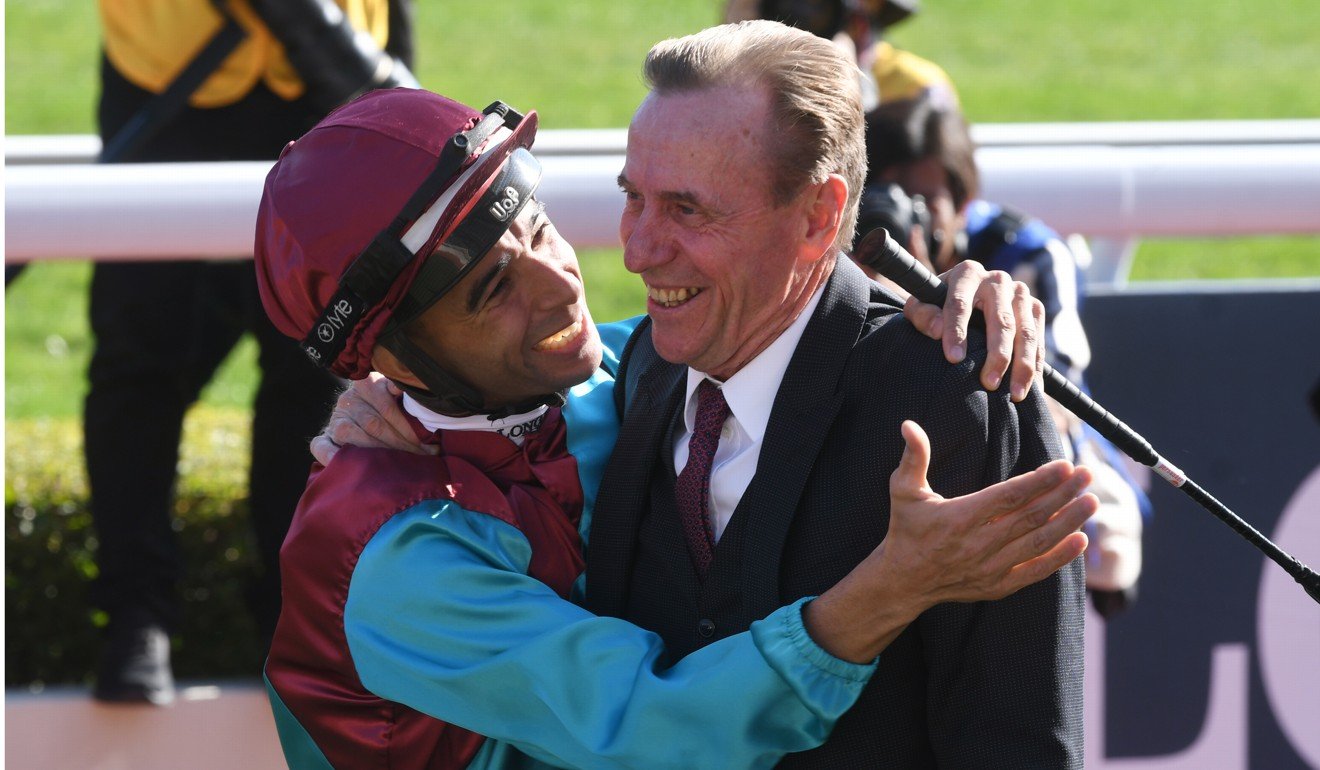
673,285,824,542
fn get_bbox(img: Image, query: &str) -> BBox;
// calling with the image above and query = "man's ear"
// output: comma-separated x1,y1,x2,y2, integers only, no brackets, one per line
371,346,423,390
799,174,848,262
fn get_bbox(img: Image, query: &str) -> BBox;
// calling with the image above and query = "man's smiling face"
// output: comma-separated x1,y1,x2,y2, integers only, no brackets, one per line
617,85,824,379
392,200,602,410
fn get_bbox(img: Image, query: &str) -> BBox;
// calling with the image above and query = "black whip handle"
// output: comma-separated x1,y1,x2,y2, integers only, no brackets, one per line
855,227,1320,604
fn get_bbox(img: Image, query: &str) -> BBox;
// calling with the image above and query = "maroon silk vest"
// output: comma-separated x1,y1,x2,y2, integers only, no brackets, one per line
266,408,584,769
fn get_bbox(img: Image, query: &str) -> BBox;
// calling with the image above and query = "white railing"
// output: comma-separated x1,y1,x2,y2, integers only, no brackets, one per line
7,123,1320,286
11,119,1320,164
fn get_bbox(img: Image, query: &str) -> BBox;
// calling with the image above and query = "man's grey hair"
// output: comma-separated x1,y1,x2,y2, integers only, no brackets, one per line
643,20,866,253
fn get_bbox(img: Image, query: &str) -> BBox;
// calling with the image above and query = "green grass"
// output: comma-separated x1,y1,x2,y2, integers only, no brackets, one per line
5,262,95,420
894,0,1320,121
1127,236,1320,281
5,0,1320,419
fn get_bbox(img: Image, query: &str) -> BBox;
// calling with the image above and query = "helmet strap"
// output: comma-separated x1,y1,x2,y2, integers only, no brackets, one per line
378,327,566,419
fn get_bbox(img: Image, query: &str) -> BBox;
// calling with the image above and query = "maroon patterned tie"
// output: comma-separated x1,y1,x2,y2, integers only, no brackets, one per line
676,379,730,579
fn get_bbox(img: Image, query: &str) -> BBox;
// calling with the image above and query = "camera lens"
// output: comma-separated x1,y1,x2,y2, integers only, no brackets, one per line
855,183,940,264
855,183,912,250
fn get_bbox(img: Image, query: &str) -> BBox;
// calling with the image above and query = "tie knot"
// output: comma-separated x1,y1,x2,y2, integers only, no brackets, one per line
694,379,730,428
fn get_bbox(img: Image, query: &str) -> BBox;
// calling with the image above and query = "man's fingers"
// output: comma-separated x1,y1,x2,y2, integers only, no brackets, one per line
890,420,934,499
315,375,435,456
1007,286,1041,401
966,458,1074,522
358,373,417,440
987,465,1094,545
940,263,982,366
362,371,398,403
1033,295,1046,377
332,409,429,454
309,434,340,466
972,271,1016,393
330,415,426,454
992,493,1099,577
340,376,436,453
1001,531,1091,597
902,294,945,345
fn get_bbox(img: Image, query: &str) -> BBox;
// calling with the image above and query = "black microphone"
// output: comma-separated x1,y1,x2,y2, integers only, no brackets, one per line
854,227,1320,605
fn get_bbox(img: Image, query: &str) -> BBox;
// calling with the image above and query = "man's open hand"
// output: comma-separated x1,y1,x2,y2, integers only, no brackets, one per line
884,420,1094,607
806,420,1095,663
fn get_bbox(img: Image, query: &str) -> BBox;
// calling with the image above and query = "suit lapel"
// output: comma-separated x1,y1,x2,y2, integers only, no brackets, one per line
584,344,685,618
737,258,873,619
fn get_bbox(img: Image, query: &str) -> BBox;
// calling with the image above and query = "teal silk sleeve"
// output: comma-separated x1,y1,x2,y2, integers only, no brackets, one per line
345,501,874,770
562,364,619,553
560,315,640,588
559,315,642,551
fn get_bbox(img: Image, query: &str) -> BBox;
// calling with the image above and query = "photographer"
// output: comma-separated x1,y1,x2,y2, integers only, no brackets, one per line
87,0,413,705
854,93,1148,616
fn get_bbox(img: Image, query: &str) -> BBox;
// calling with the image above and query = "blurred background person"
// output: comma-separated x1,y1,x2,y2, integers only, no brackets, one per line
723,0,958,109
854,92,1150,617
86,0,414,705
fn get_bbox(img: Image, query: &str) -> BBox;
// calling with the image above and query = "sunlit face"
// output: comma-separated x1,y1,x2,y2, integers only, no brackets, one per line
877,155,965,272
383,200,602,411
618,86,834,379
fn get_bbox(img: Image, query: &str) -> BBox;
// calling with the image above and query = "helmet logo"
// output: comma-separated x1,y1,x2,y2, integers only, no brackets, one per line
316,298,355,343
488,186,521,221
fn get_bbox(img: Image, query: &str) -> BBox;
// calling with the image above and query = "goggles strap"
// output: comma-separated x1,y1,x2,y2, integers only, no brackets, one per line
379,326,566,419
379,327,485,415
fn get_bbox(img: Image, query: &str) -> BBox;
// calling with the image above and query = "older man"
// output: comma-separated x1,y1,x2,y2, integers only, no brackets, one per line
583,21,1085,767
316,22,1087,769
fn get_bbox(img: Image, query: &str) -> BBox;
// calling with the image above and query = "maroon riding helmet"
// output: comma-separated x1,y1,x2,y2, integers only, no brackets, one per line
255,88,547,415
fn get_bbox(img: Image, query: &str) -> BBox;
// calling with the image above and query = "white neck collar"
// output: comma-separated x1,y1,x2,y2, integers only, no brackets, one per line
403,394,549,446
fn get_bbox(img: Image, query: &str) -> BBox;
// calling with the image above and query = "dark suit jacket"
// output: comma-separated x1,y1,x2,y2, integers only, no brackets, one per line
587,257,1085,768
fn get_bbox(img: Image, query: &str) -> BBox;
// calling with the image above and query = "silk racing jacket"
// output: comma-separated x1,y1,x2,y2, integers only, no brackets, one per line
264,319,877,769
